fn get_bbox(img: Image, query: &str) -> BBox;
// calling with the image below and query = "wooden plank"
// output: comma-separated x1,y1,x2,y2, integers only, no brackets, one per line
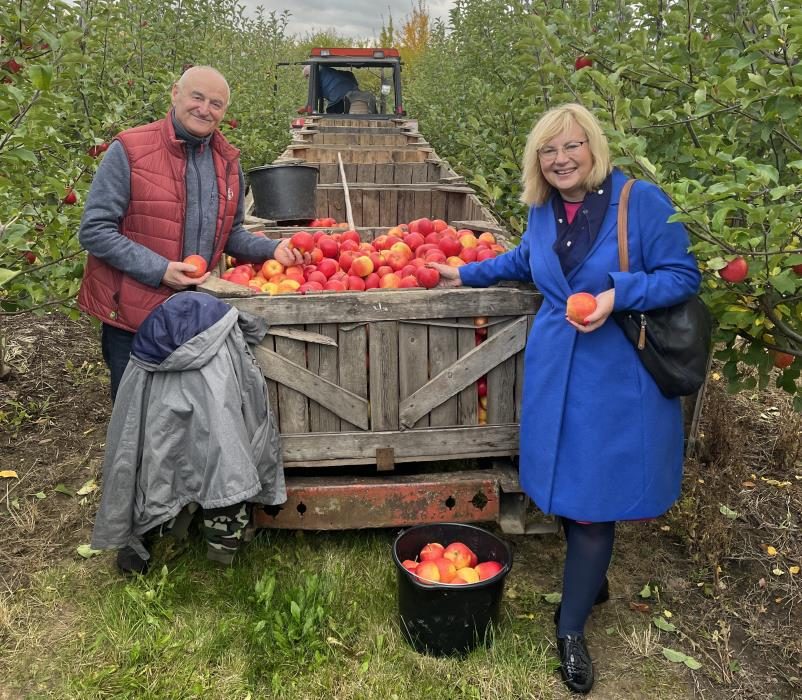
398,321,429,428
318,163,339,183
428,320,459,427
457,318,479,425
356,163,376,184
338,322,368,431
446,191,468,222
270,334,309,434
430,189,447,221
487,320,517,425
217,287,540,325
379,188,399,227
369,321,399,431
397,188,416,225
516,315,533,423
362,189,380,230
315,188,327,217
410,163,428,182
308,323,340,432
394,163,414,184
252,344,369,430
413,189,432,221
280,425,519,466
399,317,528,428
259,334,280,431
350,185,364,227
375,163,394,184
328,188,346,223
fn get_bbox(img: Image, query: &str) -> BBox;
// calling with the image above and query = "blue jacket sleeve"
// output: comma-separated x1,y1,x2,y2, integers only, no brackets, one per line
459,217,534,288
77,141,169,288
223,166,280,263
609,182,701,311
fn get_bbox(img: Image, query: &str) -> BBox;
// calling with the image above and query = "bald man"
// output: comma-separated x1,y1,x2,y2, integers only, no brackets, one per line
78,66,298,574
78,66,302,401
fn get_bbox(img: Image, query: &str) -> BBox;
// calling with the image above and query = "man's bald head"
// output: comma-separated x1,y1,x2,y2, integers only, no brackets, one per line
171,66,230,138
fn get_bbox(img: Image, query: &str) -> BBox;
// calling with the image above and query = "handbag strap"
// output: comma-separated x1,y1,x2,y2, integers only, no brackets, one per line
617,178,636,272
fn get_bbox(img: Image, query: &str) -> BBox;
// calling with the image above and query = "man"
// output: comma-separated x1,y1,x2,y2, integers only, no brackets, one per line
78,66,294,574
78,65,303,402
303,64,359,114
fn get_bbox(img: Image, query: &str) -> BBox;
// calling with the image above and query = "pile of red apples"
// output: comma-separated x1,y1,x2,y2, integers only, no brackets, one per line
221,217,504,294
401,540,504,585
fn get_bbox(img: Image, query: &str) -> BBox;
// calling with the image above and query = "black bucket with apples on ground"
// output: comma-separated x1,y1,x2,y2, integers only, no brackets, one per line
392,522,513,657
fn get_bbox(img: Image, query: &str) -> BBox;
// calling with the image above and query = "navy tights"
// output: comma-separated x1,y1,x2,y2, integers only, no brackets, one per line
558,518,616,637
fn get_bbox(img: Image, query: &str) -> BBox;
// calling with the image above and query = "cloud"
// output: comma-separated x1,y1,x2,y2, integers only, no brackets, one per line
239,0,454,41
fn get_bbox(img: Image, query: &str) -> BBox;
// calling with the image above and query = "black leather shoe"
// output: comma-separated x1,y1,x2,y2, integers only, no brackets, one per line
116,545,149,575
557,633,594,694
554,577,610,626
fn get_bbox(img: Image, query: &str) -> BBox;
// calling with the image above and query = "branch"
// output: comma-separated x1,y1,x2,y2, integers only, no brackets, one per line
759,296,802,346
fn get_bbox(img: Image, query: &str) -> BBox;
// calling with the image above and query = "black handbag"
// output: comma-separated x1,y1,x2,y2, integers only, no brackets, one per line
612,179,712,398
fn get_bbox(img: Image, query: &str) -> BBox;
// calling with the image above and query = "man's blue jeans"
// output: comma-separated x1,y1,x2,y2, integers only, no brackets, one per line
101,323,135,402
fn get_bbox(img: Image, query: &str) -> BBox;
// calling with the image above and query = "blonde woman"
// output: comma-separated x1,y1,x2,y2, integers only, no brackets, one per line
431,103,700,693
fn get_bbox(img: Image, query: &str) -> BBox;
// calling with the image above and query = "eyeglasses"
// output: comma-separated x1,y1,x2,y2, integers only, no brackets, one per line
538,140,587,162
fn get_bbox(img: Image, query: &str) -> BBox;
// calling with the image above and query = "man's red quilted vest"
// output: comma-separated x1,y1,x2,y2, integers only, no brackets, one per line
77,115,240,332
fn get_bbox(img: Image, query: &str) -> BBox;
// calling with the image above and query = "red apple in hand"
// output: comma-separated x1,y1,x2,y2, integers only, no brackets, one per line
183,254,208,278
289,231,315,253
719,256,748,283
566,292,597,324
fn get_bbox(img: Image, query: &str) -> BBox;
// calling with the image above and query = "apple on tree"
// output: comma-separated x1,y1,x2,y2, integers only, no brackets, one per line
719,256,748,283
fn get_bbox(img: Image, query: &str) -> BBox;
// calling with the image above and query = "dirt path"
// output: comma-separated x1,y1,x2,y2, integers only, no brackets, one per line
0,314,799,698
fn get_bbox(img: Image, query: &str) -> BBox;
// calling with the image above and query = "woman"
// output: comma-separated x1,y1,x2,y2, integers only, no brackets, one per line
431,103,701,694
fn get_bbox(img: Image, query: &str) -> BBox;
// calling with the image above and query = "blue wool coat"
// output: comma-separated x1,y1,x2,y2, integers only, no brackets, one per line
460,170,701,521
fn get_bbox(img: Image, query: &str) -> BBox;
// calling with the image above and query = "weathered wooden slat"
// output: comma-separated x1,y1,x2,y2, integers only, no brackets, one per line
398,321,429,428
369,321,399,431
446,191,468,222
362,189,380,231
487,321,517,425
398,317,528,428
410,163,428,182
268,327,338,345
397,188,416,225
338,323,368,431
262,333,280,432
308,324,341,432
414,189,432,221
316,183,476,194
379,188,399,227
375,163,394,184
218,287,539,325
252,344,370,430
270,334,309,434
428,320,459,427
394,163,413,184
430,189,447,221
280,425,519,466
457,318,479,425
356,163,376,183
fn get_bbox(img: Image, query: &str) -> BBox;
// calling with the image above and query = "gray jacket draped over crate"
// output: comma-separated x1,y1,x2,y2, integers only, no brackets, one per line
91,291,285,558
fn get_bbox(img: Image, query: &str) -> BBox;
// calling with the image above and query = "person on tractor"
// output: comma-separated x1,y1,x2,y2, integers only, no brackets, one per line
303,63,359,114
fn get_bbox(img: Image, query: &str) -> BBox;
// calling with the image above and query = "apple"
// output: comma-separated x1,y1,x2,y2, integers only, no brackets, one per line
399,275,419,288
233,264,255,280
416,217,434,235
566,292,597,325
87,143,109,158
415,266,440,289
350,255,375,277
432,218,448,232
324,279,347,291
341,229,361,244
183,254,208,278
379,272,401,288
415,560,441,584
23,251,36,264
419,542,445,561
62,189,77,205
453,567,480,584
227,118,238,128
364,273,380,289
318,236,339,258
431,557,457,583
347,275,366,291
289,231,315,253
474,560,504,581
317,258,339,278
401,559,419,573
792,263,802,276
2,59,22,74
477,231,496,245
574,55,593,70
443,541,476,570
403,232,425,250
772,351,795,369
719,256,748,283
438,236,461,257
261,259,284,278
459,247,479,263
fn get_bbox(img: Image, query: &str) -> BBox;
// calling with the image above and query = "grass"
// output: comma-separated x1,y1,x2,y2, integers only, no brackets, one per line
0,527,695,700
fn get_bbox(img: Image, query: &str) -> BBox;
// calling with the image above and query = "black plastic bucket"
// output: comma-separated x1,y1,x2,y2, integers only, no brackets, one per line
392,522,513,656
246,164,319,223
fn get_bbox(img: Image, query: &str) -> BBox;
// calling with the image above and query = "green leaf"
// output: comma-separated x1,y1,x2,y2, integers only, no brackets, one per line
653,616,677,632
28,64,53,91
719,76,737,99
54,483,75,497
0,268,22,287
684,656,703,670
76,544,102,559
543,592,562,604
639,583,652,599
4,149,37,164
719,504,739,519
662,647,687,663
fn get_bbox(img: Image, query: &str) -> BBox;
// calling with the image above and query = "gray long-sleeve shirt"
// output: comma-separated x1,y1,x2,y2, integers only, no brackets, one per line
78,113,278,288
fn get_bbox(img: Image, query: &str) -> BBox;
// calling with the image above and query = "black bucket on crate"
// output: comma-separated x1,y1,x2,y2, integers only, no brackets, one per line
392,522,512,657
246,164,319,223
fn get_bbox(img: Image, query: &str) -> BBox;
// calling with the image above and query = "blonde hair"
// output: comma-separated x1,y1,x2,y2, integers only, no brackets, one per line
520,103,612,207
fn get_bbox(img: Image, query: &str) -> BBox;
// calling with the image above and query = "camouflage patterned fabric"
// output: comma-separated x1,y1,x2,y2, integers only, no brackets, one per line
203,502,250,565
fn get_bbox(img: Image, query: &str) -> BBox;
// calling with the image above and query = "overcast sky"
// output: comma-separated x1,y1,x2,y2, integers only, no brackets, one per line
239,0,455,42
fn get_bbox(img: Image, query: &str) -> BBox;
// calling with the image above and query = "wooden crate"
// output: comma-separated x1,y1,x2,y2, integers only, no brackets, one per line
201,282,539,469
